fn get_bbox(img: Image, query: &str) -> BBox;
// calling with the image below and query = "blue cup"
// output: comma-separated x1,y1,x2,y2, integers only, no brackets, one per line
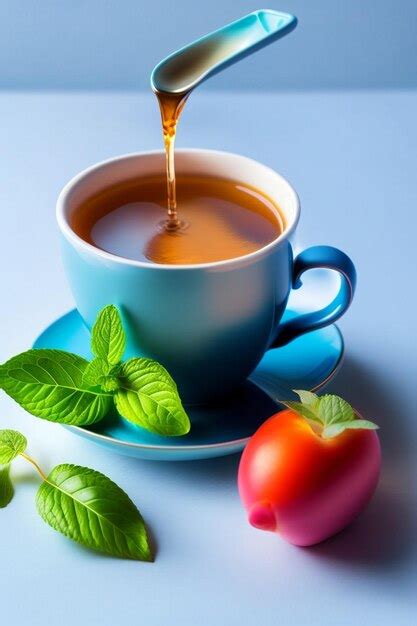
57,150,356,404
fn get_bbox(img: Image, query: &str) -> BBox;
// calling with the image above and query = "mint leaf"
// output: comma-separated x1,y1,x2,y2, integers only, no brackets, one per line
283,390,378,439
36,464,152,561
294,390,319,407
322,422,352,439
82,358,112,387
0,464,14,508
91,305,126,366
114,358,190,436
82,358,120,392
347,419,379,430
0,429,27,464
323,419,379,439
0,350,112,425
317,394,354,426
281,401,322,424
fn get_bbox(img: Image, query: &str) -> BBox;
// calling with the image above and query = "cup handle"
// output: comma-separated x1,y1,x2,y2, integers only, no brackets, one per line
271,245,357,348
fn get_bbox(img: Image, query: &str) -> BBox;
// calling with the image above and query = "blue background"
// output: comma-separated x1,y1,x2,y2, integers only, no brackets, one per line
1,0,416,90
0,2,416,626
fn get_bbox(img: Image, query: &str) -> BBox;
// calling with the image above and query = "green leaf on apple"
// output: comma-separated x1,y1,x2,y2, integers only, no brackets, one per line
284,390,378,439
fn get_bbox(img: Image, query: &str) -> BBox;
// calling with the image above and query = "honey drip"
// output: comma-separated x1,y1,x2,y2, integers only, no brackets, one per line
155,92,188,231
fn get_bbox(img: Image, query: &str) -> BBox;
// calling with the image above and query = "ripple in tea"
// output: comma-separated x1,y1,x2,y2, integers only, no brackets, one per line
71,174,284,265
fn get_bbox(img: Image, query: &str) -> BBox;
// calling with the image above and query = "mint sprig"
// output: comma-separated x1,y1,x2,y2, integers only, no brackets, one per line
0,429,152,561
0,305,190,437
282,390,378,439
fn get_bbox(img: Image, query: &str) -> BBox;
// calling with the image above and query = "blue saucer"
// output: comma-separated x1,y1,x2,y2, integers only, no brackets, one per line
33,309,344,461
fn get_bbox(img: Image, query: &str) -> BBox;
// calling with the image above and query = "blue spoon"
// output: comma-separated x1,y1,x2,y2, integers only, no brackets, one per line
151,9,297,96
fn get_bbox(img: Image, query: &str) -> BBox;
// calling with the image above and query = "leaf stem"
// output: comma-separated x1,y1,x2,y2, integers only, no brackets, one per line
20,452,48,481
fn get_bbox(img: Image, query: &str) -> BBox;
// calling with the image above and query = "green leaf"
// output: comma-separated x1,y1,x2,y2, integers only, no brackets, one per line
82,358,120,392
347,419,379,430
91,305,126,366
283,390,379,439
0,429,27,464
293,389,319,407
317,394,354,426
281,401,322,424
323,419,379,439
0,464,14,508
322,422,351,439
0,350,112,426
36,464,152,562
82,358,112,387
114,358,190,436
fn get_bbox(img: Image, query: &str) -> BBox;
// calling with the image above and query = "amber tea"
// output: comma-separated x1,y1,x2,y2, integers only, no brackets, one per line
71,174,284,265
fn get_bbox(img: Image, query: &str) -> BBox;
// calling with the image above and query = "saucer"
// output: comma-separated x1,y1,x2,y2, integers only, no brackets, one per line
33,308,344,461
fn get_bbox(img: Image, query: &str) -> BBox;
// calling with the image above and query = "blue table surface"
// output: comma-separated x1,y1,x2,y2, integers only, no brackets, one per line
0,90,416,625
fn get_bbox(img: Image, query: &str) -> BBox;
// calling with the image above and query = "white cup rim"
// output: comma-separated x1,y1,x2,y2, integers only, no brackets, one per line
56,148,300,271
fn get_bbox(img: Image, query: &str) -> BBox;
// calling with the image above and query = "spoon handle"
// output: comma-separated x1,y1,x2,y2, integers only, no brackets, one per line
151,10,297,96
